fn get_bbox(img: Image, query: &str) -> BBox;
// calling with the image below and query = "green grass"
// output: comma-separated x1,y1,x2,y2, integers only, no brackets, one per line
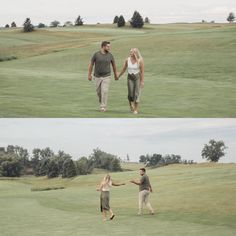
0,163,235,235
0,23,236,117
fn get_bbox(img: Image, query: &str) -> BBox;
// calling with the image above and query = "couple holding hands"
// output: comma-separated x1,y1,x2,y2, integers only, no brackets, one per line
88,41,144,114
96,168,154,222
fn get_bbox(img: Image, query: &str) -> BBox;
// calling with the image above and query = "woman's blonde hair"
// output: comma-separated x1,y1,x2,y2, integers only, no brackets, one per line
101,174,111,185
131,48,143,65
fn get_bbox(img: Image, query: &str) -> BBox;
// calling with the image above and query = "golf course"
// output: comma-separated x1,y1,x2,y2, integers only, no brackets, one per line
0,23,236,117
0,163,235,235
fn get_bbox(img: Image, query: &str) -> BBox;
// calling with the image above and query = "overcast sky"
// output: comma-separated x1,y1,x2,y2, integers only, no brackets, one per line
1,0,236,26
0,119,235,163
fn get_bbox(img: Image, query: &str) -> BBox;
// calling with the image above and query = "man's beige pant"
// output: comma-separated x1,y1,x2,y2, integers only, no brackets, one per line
94,76,111,109
138,190,154,214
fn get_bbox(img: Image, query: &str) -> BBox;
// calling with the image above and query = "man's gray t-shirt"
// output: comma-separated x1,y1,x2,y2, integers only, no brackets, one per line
139,174,151,192
91,51,115,77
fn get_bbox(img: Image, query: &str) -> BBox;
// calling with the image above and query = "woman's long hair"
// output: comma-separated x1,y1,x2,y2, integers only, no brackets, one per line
132,48,143,66
101,174,111,186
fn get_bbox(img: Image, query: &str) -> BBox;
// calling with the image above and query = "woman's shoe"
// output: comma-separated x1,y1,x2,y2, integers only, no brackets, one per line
110,214,115,220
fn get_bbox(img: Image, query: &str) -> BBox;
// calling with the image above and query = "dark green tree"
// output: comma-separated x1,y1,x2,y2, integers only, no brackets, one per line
227,12,235,23
76,157,90,175
50,20,60,27
23,18,34,32
0,153,23,177
75,15,83,26
113,16,119,24
130,11,144,28
202,140,227,162
139,154,148,164
47,158,59,178
62,159,77,178
144,17,150,24
38,23,46,28
11,22,17,27
117,15,125,27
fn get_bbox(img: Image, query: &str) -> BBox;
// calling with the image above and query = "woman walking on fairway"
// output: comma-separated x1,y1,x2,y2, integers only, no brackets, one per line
97,174,125,221
118,48,144,114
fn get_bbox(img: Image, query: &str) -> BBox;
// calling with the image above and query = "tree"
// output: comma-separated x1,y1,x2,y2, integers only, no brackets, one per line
139,154,149,164
117,15,125,27
147,154,162,166
76,157,90,175
50,20,60,27
64,21,73,27
5,24,10,28
227,12,235,23
0,153,23,177
62,159,77,178
113,16,119,24
47,158,59,178
144,17,150,24
11,22,17,27
126,154,130,162
130,11,144,28
201,139,227,162
88,148,122,171
38,23,46,28
75,15,83,26
23,18,34,32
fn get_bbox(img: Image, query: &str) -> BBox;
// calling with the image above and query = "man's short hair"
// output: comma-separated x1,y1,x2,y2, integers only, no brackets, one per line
101,41,110,47
140,168,146,172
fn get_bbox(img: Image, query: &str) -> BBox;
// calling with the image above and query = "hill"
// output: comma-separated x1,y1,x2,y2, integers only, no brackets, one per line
0,23,236,117
0,163,235,235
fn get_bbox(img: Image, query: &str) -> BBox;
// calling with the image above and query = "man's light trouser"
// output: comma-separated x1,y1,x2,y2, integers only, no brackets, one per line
94,76,111,109
138,190,154,214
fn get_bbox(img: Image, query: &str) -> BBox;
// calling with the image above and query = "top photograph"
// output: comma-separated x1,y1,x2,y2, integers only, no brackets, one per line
0,0,235,118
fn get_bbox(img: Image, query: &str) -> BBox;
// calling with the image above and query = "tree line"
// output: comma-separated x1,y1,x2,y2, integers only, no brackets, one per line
0,146,122,178
139,139,227,167
139,154,196,167
3,11,235,30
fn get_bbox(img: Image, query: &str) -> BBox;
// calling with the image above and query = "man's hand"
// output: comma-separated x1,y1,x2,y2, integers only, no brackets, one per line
88,75,92,81
115,73,119,81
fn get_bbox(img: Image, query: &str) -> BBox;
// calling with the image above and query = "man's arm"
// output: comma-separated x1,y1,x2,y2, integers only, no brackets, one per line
111,61,118,80
130,180,141,185
118,59,128,78
149,183,153,192
88,62,93,81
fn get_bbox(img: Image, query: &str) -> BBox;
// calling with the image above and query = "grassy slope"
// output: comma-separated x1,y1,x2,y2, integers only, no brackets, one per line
0,23,235,117
0,163,235,236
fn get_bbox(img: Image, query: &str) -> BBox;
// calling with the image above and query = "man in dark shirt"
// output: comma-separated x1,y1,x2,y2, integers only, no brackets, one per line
130,168,154,215
88,41,118,112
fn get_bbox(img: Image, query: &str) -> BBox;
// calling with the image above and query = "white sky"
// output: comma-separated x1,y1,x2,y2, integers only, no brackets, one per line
0,119,235,163
1,0,236,26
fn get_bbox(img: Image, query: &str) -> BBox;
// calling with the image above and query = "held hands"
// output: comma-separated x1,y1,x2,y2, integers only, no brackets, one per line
115,72,119,81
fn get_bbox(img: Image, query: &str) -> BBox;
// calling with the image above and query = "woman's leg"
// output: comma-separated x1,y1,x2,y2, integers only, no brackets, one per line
127,77,135,111
133,75,141,114
102,210,107,221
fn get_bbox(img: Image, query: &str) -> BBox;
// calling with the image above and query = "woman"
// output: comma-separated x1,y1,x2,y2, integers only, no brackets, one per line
97,174,125,221
118,48,144,114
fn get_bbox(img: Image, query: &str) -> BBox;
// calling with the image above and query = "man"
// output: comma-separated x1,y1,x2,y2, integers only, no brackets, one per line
130,168,154,215
88,41,118,112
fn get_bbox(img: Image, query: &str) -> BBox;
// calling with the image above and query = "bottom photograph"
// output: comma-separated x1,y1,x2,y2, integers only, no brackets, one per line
0,118,235,236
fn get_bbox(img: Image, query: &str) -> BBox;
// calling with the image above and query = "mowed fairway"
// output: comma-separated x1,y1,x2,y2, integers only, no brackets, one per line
0,23,236,117
0,164,235,236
